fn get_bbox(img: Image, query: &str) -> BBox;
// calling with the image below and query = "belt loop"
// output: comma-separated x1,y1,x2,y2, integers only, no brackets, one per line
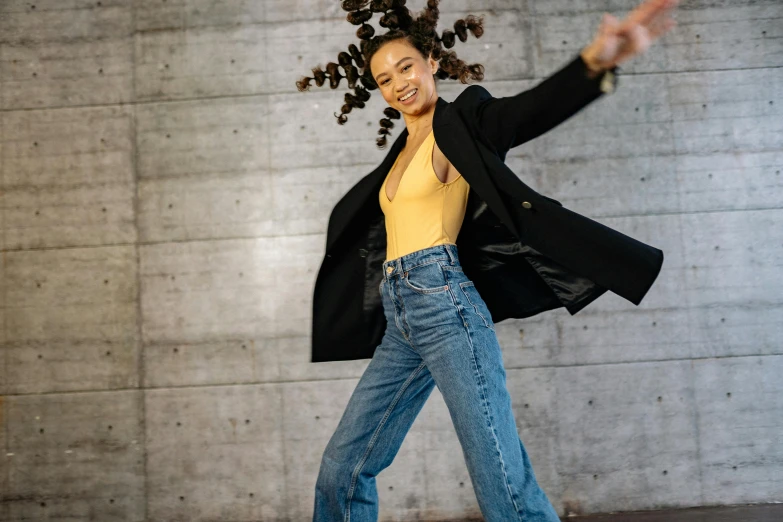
446,245,456,265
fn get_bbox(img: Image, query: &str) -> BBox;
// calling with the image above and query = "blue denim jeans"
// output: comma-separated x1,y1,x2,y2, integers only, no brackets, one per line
313,244,560,522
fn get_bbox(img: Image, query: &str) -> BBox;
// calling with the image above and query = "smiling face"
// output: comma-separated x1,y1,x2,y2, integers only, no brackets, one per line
369,38,439,116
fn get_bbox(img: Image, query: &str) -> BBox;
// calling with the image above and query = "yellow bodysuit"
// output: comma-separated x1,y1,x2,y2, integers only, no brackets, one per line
379,129,470,262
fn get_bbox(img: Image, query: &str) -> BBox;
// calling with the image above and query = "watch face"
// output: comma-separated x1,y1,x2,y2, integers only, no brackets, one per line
600,70,617,94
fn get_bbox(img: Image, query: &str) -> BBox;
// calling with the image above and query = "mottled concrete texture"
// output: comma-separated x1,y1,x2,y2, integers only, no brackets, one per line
1,0,782,521
569,504,783,521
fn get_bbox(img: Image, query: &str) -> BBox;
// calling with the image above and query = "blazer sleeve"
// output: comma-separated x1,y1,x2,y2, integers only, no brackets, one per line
472,53,618,154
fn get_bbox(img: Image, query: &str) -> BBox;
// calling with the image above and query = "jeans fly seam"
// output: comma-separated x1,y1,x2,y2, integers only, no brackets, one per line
398,280,415,345
392,279,409,341
458,305,524,521
343,361,428,522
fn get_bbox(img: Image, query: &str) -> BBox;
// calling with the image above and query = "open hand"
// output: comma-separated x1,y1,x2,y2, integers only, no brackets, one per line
581,0,680,72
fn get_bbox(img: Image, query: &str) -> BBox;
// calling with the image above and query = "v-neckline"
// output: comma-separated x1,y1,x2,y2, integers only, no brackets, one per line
384,129,433,203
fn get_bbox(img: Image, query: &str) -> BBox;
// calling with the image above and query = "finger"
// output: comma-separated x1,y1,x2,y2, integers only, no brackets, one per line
621,0,674,32
623,0,665,28
644,0,680,31
599,13,621,36
649,17,677,39
646,8,678,38
629,24,652,52
648,1,679,25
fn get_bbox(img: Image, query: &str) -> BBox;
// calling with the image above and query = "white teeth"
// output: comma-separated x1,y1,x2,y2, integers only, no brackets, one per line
399,89,417,101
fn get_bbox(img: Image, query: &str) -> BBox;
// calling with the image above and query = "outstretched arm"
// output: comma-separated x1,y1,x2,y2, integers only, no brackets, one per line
475,0,679,154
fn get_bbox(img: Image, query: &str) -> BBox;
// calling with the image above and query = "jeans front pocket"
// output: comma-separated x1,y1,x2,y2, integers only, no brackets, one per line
459,281,494,329
403,261,449,294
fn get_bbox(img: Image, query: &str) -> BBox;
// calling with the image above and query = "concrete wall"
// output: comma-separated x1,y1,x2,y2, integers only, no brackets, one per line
1,0,781,520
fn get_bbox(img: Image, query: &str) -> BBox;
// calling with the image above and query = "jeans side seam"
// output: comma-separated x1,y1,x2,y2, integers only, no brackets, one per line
343,361,428,522
460,282,494,330
459,312,524,521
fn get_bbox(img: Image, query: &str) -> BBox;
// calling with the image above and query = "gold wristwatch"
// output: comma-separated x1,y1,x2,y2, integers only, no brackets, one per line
599,67,619,95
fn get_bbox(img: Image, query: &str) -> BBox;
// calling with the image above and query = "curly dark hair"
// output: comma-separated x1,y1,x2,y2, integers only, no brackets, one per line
295,0,485,148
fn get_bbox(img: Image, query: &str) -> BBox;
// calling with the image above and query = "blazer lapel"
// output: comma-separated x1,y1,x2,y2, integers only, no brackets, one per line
433,98,520,238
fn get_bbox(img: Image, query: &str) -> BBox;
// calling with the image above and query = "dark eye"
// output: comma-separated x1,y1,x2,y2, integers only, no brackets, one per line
381,65,411,85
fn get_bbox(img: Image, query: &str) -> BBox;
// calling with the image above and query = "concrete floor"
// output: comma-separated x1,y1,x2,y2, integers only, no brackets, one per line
564,504,782,521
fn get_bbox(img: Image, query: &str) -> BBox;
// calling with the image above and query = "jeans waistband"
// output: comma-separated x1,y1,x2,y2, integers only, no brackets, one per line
381,244,460,279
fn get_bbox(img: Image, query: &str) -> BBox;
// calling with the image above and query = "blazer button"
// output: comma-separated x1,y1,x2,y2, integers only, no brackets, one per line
358,248,368,257
521,201,532,209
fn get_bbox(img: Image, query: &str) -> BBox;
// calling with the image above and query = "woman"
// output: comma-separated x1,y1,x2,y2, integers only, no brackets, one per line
297,1,679,520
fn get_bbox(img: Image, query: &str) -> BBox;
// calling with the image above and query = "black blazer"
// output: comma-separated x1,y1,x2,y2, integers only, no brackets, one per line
311,53,664,363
